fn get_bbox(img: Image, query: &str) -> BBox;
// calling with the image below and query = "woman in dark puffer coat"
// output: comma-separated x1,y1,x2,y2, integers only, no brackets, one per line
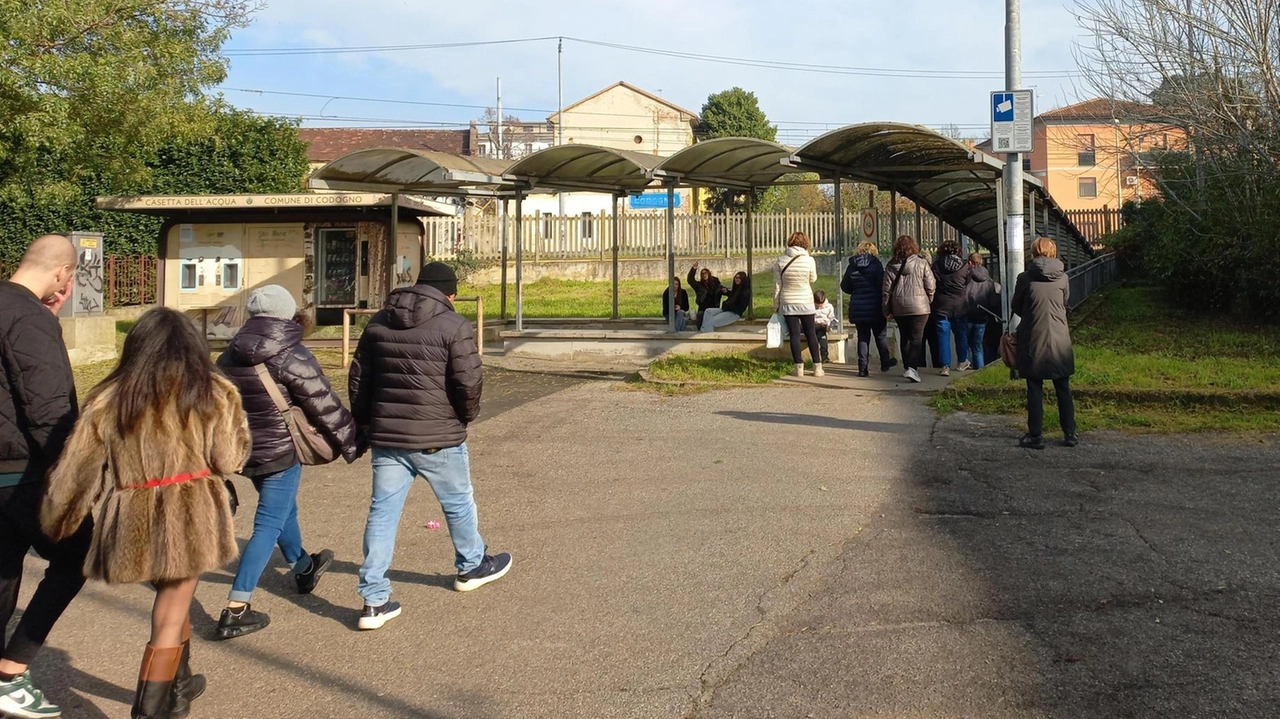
930,239,971,376
214,285,360,639
841,240,897,376
1011,238,1077,450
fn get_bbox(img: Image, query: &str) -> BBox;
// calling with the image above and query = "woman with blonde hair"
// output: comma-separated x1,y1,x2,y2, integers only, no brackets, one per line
41,307,250,718
773,231,822,377
882,235,935,383
1013,237,1075,445
1012,237,1077,449
841,240,897,377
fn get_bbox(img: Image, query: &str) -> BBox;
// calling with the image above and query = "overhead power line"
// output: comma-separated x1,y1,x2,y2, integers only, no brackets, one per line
222,34,1078,80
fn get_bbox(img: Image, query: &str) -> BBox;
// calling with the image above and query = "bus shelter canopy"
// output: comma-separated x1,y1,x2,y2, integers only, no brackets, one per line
504,144,664,194
309,148,515,194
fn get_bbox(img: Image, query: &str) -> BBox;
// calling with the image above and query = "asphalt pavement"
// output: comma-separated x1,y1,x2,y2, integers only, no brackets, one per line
9,373,1279,718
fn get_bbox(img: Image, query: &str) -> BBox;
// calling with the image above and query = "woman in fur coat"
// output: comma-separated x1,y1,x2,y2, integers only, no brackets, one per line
41,307,250,719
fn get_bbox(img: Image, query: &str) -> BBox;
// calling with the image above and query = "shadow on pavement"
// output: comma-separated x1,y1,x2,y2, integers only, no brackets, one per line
715,410,904,434
199,555,452,633
36,647,128,719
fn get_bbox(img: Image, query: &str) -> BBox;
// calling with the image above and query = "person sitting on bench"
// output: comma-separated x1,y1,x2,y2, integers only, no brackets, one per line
661,278,691,331
700,272,751,332
686,262,724,328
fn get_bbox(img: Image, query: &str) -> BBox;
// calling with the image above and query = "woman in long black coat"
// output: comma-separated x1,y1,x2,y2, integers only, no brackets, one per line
840,240,896,376
1011,238,1077,449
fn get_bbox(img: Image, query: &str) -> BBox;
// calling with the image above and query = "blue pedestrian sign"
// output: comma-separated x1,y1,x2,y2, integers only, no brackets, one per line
989,89,1034,154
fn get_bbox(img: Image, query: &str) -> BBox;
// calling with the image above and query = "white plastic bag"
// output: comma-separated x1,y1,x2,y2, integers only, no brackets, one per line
765,313,783,349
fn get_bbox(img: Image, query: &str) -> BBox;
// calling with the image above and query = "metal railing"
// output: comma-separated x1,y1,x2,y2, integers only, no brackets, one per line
342,295,484,366
1066,252,1118,309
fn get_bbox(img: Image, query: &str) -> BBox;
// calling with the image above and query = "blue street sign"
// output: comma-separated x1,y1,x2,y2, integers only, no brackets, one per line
992,93,1015,123
629,192,682,209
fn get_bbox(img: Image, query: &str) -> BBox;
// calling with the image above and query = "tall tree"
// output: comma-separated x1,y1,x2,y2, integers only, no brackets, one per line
0,0,259,204
700,87,777,213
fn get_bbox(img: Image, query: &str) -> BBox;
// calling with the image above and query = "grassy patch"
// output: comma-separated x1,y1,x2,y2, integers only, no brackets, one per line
934,284,1280,433
456,272,841,320
648,353,795,385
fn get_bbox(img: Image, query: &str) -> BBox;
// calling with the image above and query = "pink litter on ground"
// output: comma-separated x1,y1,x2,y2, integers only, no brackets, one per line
425,521,441,530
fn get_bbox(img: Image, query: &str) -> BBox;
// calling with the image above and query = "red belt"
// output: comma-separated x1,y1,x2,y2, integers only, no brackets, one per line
123,469,212,491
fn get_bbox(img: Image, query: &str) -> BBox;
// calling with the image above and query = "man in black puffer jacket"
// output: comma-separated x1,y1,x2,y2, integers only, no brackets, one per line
215,285,359,640
348,262,510,632
0,235,92,719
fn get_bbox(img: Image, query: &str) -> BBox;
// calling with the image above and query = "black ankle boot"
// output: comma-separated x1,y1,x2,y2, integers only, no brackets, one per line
169,640,206,719
132,644,180,719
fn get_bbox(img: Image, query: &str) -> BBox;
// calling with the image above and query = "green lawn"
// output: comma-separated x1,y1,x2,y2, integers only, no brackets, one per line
935,285,1280,432
648,353,797,385
455,272,842,321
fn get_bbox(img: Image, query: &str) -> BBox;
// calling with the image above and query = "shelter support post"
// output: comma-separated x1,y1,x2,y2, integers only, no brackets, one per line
515,193,524,332
890,190,899,239
500,199,509,320
745,192,754,320
914,202,923,248
667,183,677,332
833,176,844,331
612,194,621,320
388,193,400,302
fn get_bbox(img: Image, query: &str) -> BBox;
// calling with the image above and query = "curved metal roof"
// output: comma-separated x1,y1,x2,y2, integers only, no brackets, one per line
653,137,796,189
794,123,1091,256
308,148,513,193
504,144,663,193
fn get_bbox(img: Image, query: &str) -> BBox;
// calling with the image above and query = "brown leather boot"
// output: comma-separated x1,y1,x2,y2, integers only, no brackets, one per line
170,619,206,719
131,643,182,719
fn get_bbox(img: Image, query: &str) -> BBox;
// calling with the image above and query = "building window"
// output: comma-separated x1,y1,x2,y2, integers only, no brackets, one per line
1022,157,1032,172
1077,134,1097,167
1078,177,1098,198
634,135,644,144
581,212,595,240
180,261,198,290
221,261,241,291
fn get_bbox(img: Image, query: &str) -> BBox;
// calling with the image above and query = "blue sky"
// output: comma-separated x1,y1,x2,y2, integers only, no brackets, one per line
219,0,1095,144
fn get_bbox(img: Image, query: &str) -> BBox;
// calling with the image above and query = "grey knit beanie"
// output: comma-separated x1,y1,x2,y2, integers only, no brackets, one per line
246,284,298,320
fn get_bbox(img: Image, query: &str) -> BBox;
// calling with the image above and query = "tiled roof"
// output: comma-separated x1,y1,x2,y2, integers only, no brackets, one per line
298,128,471,162
1038,98,1164,123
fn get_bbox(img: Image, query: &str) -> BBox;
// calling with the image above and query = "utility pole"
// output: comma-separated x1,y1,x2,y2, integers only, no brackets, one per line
496,77,503,159
1004,0,1025,332
557,37,565,222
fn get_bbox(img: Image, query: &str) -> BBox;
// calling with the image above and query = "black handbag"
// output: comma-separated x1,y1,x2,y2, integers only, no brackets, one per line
224,479,239,516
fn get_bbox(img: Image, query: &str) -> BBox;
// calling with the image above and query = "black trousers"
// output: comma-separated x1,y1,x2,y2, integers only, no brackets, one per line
815,327,830,362
855,319,892,372
0,483,91,665
1027,377,1077,437
894,315,928,370
924,314,943,368
785,314,822,365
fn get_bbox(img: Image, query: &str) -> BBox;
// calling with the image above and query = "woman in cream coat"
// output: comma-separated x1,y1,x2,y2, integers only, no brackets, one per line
773,232,823,377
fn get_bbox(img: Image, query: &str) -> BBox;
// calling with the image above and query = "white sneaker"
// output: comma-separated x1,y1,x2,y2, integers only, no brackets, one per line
905,368,922,383
957,360,973,372
794,364,805,377
0,672,60,718
940,366,950,377
813,363,825,377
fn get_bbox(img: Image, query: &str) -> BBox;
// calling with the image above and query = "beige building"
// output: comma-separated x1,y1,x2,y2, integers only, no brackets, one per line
98,193,452,336
1027,98,1183,212
550,81,700,156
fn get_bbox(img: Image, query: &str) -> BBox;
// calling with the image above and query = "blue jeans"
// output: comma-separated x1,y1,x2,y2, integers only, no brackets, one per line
673,310,687,332
966,322,987,369
358,444,486,606
229,463,309,603
700,308,741,332
936,316,970,368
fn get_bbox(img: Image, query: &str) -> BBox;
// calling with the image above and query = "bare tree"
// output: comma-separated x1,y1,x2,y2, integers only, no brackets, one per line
1074,0,1280,195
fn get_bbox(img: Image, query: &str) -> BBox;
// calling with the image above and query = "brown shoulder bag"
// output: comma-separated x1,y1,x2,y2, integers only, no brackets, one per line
254,364,339,466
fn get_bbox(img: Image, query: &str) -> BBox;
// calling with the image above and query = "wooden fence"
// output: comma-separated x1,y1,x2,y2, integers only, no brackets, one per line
425,210,964,262
1064,208,1124,249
